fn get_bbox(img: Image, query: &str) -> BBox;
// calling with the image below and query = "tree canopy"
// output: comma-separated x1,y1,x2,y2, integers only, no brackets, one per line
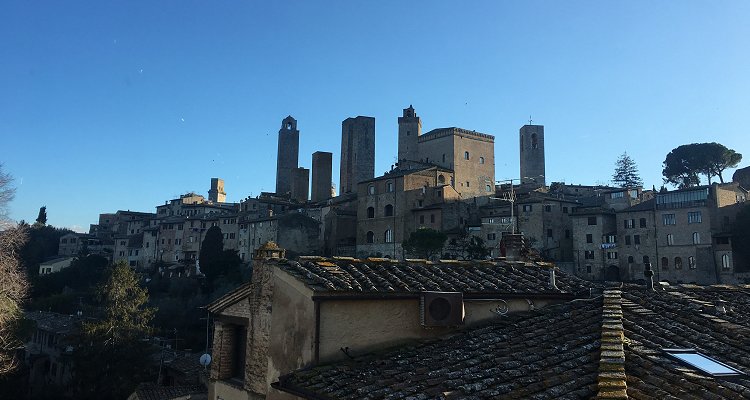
72,261,156,399
612,152,643,188
445,232,491,260
663,143,743,188
402,228,447,260
199,226,224,281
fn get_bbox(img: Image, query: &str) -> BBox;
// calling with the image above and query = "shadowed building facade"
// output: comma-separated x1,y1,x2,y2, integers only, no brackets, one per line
311,151,333,202
519,124,546,186
339,116,375,195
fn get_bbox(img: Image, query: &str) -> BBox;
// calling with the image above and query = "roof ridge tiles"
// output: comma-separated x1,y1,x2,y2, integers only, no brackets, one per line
595,289,628,399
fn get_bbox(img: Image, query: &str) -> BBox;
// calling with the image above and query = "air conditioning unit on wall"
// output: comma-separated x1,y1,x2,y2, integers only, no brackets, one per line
420,291,465,327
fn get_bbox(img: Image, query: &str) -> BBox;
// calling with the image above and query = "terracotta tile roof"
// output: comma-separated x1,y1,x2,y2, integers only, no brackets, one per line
275,297,604,399
274,284,750,400
132,383,206,400
279,258,592,296
206,281,253,314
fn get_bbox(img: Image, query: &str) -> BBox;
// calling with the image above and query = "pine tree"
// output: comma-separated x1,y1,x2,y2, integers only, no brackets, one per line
612,152,643,188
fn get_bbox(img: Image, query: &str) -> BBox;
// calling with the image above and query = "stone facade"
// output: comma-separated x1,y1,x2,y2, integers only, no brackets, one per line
519,124,545,185
339,116,375,194
289,167,309,203
275,116,299,196
397,105,421,162
417,127,495,199
209,178,227,203
310,151,332,203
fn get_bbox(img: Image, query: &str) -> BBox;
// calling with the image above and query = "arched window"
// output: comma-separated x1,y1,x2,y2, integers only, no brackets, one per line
661,257,669,269
464,151,470,160
367,207,375,218
479,156,485,164
667,234,674,245
368,185,375,195
688,256,696,269
722,254,731,270
531,133,538,149
366,231,374,244
692,232,700,244
674,257,683,269
386,181,394,192
384,229,393,243
384,204,394,217
627,256,634,264
643,255,650,265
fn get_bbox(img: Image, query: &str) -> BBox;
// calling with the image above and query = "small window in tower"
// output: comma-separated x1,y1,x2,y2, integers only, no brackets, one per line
464,151,470,160
442,154,446,162
407,130,410,136
479,157,485,164
531,133,538,149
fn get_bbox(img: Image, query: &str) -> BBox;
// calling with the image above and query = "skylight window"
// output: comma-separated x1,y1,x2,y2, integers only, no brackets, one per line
665,349,744,376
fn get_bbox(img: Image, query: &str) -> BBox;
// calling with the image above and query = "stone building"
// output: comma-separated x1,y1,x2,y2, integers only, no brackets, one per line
397,105,421,162
209,178,227,203
519,124,546,185
289,167,309,203
355,164,460,259
207,251,588,400
339,116,375,195
615,183,747,284
275,116,300,196
417,127,495,199
310,151,332,203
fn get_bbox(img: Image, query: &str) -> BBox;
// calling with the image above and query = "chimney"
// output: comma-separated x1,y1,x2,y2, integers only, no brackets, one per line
549,267,559,291
643,262,654,290
503,233,524,261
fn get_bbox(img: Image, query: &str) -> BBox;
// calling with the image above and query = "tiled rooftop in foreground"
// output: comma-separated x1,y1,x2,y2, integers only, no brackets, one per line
274,284,750,400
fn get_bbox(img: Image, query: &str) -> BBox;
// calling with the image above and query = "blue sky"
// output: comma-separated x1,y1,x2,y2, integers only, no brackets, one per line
2,1,748,231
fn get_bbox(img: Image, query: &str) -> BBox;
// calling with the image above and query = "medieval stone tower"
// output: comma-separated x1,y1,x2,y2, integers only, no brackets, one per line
519,124,546,185
340,116,375,194
208,178,226,203
276,116,300,195
311,151,333,202
397,105,421,162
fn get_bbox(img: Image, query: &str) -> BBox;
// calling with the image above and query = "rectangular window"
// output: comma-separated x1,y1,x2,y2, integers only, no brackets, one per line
688,211,702,224
523,205,533,212
588,216,597,225
625,236,631,245
611,191,624,199
547,229,553,238
634,235,641,245
663,214,676,225
624,219,635,229
544,205,551,212
487,233,496,240
607,251,618,260
584,250,595,260
639,218,647,228
586,234,593,243
563,207,569,214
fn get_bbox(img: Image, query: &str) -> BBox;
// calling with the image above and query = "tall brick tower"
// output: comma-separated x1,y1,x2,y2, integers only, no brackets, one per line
311,151,333,202
519,124,546,185
398,105,421,162
340,116,375,194
276,116,300,195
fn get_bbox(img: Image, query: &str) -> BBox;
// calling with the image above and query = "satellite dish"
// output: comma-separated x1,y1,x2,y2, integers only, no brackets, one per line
199,353,212,367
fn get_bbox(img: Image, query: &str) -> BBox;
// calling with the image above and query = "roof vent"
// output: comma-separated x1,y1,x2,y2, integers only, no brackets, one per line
420,292,464,327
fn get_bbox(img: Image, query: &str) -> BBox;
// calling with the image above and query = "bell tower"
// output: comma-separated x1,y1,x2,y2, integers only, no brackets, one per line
398,105,421,162
519,124,546,185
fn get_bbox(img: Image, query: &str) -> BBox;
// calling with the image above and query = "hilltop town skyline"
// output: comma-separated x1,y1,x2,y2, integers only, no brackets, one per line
3,2,749,230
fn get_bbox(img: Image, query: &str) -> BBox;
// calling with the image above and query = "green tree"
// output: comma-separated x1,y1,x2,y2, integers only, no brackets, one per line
35,205,47,226
732,204,750,272
663,143,743,188
612,152,643,188
199,226,224,281
402,228,447,260
445,232,491,260
72,261,156,399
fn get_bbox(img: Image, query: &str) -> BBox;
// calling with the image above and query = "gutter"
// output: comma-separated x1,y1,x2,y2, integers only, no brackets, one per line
271,379,331,400
311,292,580,301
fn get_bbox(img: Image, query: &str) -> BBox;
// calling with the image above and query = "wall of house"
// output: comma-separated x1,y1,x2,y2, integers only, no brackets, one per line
266,270,316,400
317,296,557,364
